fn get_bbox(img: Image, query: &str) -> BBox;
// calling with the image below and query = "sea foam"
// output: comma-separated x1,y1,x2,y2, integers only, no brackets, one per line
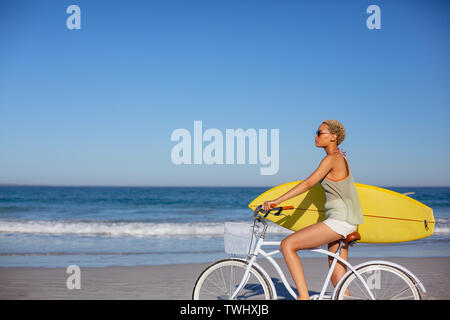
0,219,292,237
1,218,448,237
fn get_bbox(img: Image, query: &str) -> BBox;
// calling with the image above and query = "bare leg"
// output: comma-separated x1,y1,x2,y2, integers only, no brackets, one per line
280,222,342,300
328,241,350,296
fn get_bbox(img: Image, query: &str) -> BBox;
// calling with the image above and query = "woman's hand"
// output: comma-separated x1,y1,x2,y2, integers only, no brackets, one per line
262,200,280,212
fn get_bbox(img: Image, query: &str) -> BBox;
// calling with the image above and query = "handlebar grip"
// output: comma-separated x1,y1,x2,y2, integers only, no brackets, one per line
270,204,294,210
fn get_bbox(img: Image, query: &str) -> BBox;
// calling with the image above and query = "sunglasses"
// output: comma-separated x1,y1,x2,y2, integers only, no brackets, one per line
316,130,332,137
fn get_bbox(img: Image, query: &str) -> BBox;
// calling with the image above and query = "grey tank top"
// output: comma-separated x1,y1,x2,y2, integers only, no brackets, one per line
320,155,364,226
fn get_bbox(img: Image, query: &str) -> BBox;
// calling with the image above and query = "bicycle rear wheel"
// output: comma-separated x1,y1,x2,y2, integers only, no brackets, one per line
335,263,421,300
192,258,273,300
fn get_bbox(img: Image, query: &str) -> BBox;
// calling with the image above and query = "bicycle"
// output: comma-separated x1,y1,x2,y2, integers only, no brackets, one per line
192,205,426,300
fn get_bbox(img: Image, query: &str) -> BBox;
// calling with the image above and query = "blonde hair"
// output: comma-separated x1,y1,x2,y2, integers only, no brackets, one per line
322,120,346,145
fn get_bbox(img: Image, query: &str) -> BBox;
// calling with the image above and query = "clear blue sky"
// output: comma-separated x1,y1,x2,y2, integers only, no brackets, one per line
1,0,449,187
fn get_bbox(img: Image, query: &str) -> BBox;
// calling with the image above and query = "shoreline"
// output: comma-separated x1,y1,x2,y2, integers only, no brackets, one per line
0,257,448,300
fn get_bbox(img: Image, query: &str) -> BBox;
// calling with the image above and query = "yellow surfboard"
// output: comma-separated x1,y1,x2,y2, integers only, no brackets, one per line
248,181,435,243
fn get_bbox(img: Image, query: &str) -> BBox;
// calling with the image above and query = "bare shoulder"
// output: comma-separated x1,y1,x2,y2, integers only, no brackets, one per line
319,153,344,172
316,153,337,171
321,153,340,163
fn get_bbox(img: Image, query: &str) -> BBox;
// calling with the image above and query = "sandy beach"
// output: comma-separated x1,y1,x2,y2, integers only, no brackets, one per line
0,257,448,300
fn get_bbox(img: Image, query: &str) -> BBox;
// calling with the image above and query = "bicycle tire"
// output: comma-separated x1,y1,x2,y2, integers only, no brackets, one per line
192,258,274,300
334,263,422,300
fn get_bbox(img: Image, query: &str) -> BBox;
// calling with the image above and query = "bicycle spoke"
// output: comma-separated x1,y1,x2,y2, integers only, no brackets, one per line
352,274,372,300
379,272,399,300
219,266,228,295
229,264,235,297
193,259,271,300
202,285,224,298
389,286,414,300
337,264,421,300
206,273,227,295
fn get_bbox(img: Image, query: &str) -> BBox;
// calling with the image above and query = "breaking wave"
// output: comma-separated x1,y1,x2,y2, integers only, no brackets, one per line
0,219,291,237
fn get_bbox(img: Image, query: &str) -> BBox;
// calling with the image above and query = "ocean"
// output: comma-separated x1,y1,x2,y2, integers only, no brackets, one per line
0,186,449,268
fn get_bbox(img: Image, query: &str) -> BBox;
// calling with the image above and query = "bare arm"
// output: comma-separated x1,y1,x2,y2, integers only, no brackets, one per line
263,155,334,210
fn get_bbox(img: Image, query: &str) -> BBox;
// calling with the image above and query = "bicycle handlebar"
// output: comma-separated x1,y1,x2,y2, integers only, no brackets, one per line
254,204,294,219
270,203,294,210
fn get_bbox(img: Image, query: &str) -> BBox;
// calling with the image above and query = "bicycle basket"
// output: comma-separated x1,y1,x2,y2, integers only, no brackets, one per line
224,222,256,256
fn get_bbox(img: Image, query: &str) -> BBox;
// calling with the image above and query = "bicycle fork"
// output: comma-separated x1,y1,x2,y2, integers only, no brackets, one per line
229,251,259,299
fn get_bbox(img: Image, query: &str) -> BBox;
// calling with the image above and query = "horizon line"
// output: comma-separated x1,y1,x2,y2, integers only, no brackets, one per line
1,183,449,188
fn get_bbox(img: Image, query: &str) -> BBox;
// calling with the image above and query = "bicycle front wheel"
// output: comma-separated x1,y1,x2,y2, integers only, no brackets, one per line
192,258,273,300
335,263,422,300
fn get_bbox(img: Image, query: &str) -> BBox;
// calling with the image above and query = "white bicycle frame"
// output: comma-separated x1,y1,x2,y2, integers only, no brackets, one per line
230,234,426,300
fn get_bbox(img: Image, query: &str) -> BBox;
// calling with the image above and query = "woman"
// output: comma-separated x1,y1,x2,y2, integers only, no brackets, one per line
262,120,364,300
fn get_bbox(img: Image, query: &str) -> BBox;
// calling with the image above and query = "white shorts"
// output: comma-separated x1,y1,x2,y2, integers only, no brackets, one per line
323,218,357,238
